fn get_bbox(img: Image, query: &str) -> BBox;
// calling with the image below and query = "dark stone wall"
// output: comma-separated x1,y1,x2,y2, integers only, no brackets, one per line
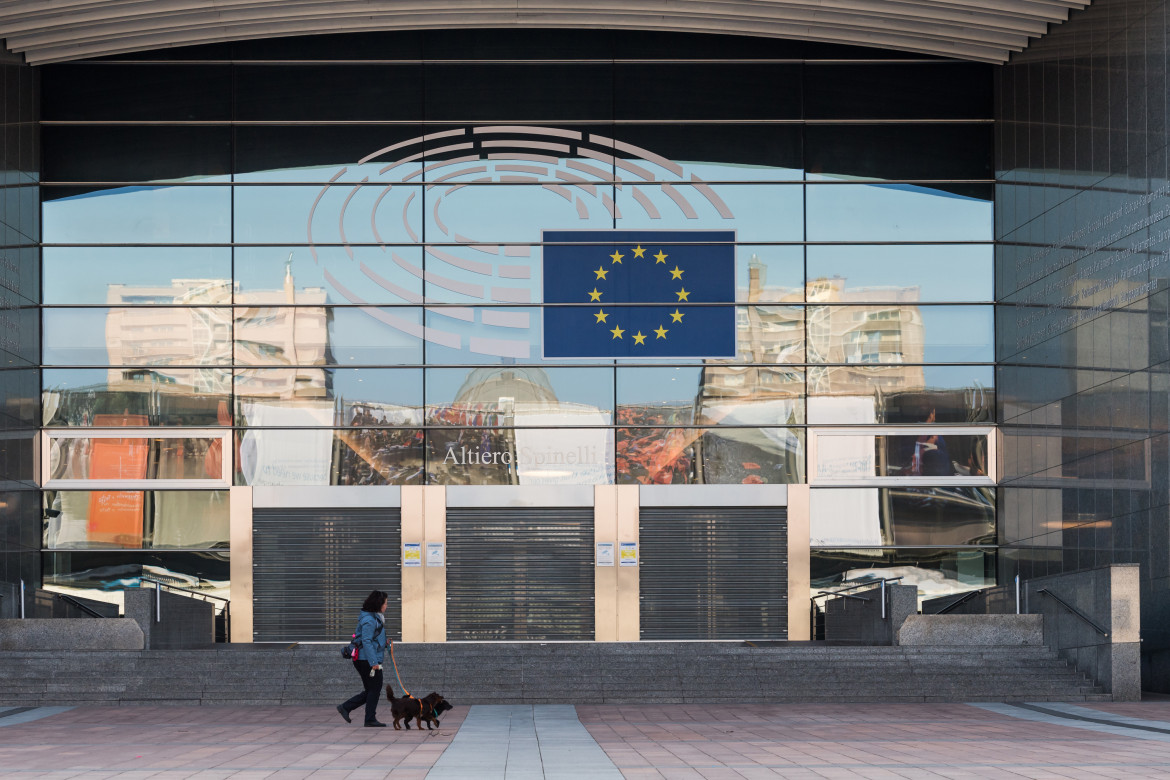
995,0,1170,691
0,48,39,615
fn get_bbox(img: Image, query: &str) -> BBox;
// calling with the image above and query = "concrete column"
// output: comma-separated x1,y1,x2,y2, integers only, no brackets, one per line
615,484,639,641
400,485,425,642
421,485,447,642
594,485,618,641
786,484,810,640
594,485,639,641
228,486,253,643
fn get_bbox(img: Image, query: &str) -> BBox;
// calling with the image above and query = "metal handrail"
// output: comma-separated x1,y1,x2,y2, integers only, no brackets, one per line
1037,588,1110,637
817,590,871,602
140,577,231,642
810,576,904,602
56,594,107,619
140,577,230,604
933,589,984,615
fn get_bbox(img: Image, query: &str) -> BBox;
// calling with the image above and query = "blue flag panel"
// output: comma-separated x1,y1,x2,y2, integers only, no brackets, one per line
542,231,736,358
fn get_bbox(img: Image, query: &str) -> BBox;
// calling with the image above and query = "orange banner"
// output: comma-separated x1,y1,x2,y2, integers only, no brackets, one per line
88,415,150,547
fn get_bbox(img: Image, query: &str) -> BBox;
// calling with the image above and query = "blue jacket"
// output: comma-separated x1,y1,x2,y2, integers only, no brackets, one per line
356,610,386,666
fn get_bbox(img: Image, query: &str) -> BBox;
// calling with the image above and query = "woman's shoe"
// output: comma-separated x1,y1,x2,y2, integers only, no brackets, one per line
364,720,387,727
336,705,352,723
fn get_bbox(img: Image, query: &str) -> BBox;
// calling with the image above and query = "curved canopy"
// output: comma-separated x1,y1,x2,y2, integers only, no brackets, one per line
0,0,1088,64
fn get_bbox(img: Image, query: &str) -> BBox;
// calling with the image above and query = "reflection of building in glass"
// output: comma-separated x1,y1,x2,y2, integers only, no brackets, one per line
428,367,612,486
107,261,328,400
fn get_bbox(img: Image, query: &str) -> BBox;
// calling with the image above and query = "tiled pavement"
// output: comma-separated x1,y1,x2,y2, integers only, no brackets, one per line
3,701,1170,778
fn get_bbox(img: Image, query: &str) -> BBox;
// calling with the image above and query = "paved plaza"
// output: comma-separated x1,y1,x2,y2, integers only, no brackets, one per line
2,700,1170,779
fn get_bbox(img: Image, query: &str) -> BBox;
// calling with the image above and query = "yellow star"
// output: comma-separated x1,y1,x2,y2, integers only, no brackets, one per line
633,331,647,345
670,309,684,323
676,287,690,302
594,266,608,280
632,245,646,258
654,325,669,339
654,251,668,264
594,309,609,323
588,288,603,302
610,324,625,339
610,250,624,264
670,266,684,280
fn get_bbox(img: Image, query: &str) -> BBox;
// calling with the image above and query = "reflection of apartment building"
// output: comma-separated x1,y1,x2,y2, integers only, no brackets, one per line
701,258,926,414
106,263,329,400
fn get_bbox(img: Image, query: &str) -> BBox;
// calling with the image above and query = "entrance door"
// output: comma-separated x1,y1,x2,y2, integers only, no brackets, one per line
640,507,787,639
446,508,593,640
252,507,401,642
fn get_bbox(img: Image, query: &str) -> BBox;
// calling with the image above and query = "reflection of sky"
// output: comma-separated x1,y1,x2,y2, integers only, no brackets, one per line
807,245,992,302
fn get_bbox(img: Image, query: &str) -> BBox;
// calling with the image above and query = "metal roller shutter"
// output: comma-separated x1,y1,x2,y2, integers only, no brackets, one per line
253,508,401,642
446,508,593,641
640,507,787,640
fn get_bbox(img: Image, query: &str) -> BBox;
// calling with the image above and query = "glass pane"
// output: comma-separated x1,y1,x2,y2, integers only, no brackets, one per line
234,368,424,426
47,435,226,482
816,432,988,479
44,490,230,549
616,184,803,241
234,306,423,367
43,369,230,427
43,551,229,598
806,305,993,364
810,487,995,546
427,427,613,485
43,307,233,367
424,63,613,121
737,246,804,302
696,367,805,425
803,62,993,120
237,429,425,485
806,183,992,242
234,246,423,305
805,124,992,181
235,124,424,183
43,247,232,305
617,366,703,421
615,426,804,484
42,65,233,121
41,126,232,183
43,186,231,244
807,365,994,424
614,64,801,120
422,306,539,365
1,368,39,427
426,367,613,426
618,366,804,427
615,125,803,181
806,245,993,303
809,548,995,602
733,305,805,362
235,65,423,121
427,184,615,244
234,184,423,245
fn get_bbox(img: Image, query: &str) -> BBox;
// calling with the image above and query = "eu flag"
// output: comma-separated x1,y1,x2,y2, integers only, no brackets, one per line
542,231,735,358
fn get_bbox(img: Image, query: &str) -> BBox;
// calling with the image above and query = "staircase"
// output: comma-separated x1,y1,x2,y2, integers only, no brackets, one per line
0,643,1107,706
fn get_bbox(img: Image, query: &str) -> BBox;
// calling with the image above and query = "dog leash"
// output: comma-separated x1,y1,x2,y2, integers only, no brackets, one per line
389,641,416,700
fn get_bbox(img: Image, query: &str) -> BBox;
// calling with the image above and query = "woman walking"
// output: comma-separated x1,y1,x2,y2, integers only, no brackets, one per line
337,589,389,727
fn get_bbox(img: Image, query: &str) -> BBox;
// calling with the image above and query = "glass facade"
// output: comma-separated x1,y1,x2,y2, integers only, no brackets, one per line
995,0,1170,688
37,31,995,596
0,51,39,614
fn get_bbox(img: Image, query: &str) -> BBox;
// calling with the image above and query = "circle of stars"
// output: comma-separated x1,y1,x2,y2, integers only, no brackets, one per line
590,245,689,346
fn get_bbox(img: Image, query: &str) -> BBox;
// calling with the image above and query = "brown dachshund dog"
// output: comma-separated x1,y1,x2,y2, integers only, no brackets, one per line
385,686,454,730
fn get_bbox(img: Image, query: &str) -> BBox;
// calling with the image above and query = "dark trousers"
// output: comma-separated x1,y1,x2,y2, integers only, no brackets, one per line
342,660,383,724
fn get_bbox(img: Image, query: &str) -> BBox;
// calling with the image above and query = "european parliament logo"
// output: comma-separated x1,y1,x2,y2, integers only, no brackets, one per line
543,231,735,358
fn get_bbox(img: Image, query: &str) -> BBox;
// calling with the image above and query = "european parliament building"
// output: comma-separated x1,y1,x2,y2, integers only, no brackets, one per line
2,0,1169,686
